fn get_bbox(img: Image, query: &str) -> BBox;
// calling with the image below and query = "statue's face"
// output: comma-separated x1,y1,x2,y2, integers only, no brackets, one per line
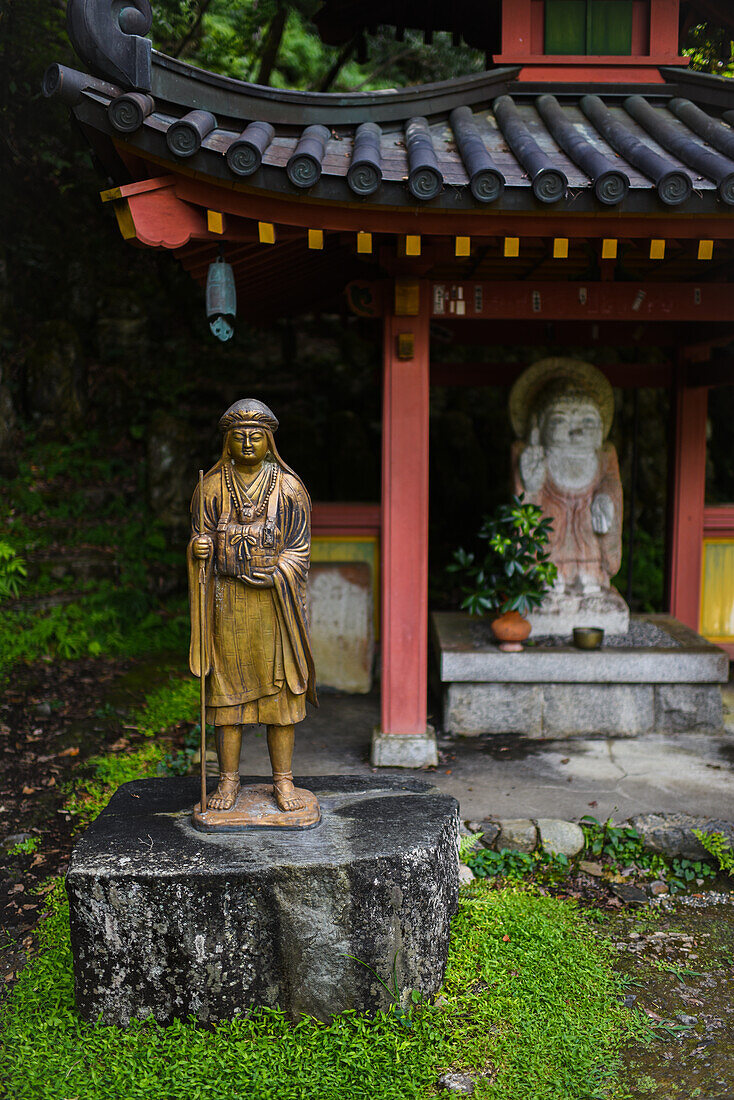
539,398,602,454
228,427,269,466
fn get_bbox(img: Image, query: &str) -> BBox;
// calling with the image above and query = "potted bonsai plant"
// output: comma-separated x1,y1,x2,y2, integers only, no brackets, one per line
447,495,557,652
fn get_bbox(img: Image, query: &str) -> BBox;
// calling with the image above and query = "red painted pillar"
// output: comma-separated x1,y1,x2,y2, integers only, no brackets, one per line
669,372,708,630
371,280,437,767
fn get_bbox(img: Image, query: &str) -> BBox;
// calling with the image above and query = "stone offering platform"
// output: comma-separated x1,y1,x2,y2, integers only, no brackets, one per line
432,612,728,737
66,775,458,1026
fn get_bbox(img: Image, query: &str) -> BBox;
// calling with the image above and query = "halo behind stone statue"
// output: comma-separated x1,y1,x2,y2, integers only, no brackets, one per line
509,358,614,441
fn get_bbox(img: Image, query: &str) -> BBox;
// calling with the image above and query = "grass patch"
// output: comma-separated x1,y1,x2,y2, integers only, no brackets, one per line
0,880,643,1100
0,595,188,673
65,743,165,831
130,675,199,738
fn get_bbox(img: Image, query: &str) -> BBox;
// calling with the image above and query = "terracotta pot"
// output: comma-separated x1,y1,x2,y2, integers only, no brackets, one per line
490,609,532,653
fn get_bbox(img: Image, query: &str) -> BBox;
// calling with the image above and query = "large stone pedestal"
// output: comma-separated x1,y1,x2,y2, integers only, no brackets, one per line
432,612,728,737
66,775,458,1026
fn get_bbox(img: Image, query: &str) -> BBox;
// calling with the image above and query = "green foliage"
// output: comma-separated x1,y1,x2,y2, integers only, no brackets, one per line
468,847,571,883
148,1,486,92
130,675,200,737
65,744,164,830
458,831,483,864
0,880,641,1100
580,817,716,893
127,674,212,775
693,829,734,876
466,819,716,896
448,495,557,617
0,541,28,600
683,22,734,76
161,722,208,776
666,856,716,893
6,836,40,857
0,594,188,674
343,950,417,1029
580,817,644,863
0,434,188,676
439,884,644,1097
706,386,734,505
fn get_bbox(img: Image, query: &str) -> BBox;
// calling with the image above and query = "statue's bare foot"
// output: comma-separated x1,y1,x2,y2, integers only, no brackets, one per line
208,773,240,811
272,771,306,812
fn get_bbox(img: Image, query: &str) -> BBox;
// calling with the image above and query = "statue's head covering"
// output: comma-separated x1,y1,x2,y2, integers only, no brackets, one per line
208,398,307,497
218,398,279,435
509,358,614,441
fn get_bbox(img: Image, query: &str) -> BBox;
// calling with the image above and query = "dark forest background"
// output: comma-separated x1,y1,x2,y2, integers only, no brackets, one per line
1,1,734,669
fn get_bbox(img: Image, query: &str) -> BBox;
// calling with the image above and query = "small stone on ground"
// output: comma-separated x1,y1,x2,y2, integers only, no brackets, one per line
477,821,501,848
611,883,648,906
437,1071,475,1095
497,819,537,853
537,818,585,857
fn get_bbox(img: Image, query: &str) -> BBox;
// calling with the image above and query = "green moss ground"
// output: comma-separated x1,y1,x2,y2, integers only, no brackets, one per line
1,871,645,1100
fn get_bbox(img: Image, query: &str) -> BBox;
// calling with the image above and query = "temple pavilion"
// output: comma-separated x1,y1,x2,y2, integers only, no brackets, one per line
47,0,734,764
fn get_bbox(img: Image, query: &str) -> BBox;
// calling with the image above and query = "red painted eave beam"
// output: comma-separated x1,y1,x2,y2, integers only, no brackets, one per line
169,176,734,241
105,174,734,250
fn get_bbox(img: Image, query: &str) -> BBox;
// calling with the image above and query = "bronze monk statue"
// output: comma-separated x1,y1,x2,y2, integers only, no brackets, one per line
188,399,319,827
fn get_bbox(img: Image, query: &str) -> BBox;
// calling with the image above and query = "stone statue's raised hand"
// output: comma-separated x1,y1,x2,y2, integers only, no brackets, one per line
192,534,213,560
519,419,546,494
591,493,614,534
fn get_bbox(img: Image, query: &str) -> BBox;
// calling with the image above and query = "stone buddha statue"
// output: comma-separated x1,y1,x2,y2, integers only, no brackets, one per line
510,358,629,635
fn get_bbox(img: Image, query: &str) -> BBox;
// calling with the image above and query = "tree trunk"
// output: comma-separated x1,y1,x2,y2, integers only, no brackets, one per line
256,6,288,87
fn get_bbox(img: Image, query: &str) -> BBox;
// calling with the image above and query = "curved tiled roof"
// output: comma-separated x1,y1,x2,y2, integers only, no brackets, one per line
45,49,734,216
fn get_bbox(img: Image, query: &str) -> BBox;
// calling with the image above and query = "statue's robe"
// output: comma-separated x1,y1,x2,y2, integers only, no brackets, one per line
513,441,623,590
188,461,316,726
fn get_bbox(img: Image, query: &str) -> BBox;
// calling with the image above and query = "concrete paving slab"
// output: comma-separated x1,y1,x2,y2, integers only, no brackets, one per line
238,691,734,824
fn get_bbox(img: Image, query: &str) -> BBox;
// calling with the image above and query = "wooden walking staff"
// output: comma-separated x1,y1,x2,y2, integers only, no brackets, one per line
198,469,207,813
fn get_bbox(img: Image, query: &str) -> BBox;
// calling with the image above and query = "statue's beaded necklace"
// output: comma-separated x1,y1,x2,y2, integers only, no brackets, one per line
223,460,277,523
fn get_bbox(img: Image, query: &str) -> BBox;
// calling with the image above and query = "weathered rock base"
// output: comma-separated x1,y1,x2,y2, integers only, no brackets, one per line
434,612,728,737
66,775,458,1026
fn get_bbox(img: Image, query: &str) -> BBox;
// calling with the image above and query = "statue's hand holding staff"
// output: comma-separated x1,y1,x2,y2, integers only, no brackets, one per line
192,535,213,561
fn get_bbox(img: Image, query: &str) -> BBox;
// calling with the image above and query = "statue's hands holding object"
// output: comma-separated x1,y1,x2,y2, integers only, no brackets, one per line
244,567,276,588
192,535,213,560
591,493,614,535
519,420,546,494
